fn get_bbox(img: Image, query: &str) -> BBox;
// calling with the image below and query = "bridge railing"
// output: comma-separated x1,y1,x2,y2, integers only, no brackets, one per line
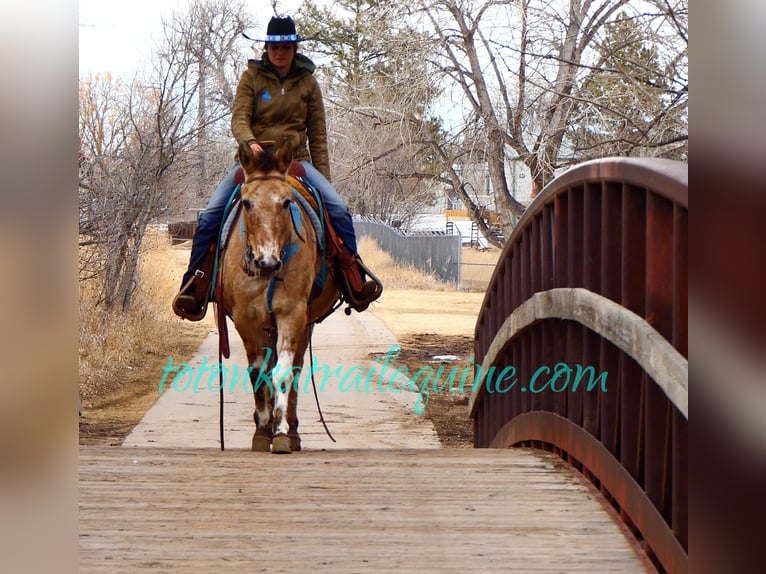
470,158,688,573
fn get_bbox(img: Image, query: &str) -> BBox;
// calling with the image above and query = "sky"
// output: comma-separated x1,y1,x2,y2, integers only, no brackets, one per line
79,0,175,77
78,0,303,78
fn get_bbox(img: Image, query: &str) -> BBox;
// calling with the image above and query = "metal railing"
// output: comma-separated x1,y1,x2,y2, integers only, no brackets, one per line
470,158,688,573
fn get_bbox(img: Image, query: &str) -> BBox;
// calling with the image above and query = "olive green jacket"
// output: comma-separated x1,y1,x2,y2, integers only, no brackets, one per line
231,53,330,180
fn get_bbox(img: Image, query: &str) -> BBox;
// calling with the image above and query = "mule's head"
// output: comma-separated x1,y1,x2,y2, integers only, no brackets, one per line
237,141,298,278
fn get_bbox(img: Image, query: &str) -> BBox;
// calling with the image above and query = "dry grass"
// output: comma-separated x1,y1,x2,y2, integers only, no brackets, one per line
357,236,452,291
368,288,486,338
460,245,502,292
359,237,497,339
79,229,212,443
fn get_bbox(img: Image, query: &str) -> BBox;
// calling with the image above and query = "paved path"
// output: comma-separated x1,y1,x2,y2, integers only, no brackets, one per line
123,310,441,451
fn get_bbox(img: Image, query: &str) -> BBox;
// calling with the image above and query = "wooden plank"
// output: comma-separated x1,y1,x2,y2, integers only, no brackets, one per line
80,447,649,573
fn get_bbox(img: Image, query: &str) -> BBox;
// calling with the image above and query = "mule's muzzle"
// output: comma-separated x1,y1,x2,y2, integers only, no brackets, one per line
256,257,282,277
242,245,282,277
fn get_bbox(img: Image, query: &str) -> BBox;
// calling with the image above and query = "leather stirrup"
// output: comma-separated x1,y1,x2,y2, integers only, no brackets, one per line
172,243,217,321
336,255,383,313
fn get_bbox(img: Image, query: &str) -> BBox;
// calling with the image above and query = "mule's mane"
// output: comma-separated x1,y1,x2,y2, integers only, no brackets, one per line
252,150,280,173
239,140,293,181
251,145,297,179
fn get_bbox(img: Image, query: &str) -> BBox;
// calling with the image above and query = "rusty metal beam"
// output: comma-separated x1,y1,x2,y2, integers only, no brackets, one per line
472,158,688,573
488,412,688,573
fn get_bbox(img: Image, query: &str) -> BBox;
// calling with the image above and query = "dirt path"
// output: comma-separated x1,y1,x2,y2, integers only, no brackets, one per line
123,309,441,451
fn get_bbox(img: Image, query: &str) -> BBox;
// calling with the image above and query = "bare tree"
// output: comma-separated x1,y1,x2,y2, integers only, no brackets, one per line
79,0,256,310
568,7,688,159
412,0,688,245
79,71,179,309
160,0,255,199
79,73,143,301
297,0,445,228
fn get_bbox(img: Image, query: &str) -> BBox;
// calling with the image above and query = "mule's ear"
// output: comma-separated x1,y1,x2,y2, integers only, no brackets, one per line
238,140,256,175
274,142,294,174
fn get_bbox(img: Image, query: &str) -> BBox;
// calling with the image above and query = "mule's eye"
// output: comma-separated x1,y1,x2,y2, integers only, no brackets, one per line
242,198,252,210
282,198,292,209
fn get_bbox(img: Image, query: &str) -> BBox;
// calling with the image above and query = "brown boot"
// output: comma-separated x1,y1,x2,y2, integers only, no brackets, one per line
172,274,208,321
356,280,378,300
337,255,383,313
172,244,217,321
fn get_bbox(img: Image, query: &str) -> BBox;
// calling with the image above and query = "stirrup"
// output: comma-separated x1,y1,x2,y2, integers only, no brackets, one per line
172,271,210,321
339,259,383,314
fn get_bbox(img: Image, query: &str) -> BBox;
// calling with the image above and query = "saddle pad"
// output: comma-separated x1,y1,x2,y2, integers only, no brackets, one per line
287,175,318,212
290,183,324,251
219,193,242,252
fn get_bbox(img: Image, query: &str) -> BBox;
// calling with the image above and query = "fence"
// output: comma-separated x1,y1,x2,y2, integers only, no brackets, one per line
167,215,465,286
167,221,196,244
354,216,462,285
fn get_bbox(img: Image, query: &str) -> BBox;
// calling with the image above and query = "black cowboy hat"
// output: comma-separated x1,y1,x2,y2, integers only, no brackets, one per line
243,16,311,44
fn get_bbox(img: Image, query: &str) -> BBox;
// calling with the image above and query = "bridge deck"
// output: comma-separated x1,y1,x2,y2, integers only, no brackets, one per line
80,446,649,573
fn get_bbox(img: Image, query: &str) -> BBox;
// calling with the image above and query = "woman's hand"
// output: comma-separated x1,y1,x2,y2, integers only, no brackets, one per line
249,141,264,157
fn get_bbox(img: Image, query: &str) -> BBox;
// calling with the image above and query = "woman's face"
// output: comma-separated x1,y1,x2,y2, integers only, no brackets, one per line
266,43,297,76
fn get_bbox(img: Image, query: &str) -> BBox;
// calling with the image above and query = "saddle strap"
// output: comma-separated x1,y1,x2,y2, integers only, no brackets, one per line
323,218,363,293
214,283,231,359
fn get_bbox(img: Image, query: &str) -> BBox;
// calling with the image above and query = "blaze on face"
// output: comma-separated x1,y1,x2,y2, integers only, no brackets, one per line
236,141,296,278
239,183,295,278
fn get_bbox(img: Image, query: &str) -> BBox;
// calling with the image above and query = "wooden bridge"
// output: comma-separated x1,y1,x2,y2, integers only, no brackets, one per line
80,157,687,573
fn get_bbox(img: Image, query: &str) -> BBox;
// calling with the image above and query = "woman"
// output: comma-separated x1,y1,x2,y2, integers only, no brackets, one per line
173,16,378,320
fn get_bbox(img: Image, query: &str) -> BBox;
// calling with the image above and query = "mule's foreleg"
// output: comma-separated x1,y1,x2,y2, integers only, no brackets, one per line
242,336,274,452
270,310,309,453
250,372,273,452
286,384,301,451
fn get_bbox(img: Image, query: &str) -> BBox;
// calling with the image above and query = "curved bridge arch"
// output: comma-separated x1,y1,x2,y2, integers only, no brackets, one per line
471,158,688,573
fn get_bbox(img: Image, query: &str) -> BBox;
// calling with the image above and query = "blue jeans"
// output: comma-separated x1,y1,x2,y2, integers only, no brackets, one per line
181,164,240,286
299,161,357,254
182,161,359,286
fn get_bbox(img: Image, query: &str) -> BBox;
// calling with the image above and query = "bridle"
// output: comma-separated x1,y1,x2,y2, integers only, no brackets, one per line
238,174,306,313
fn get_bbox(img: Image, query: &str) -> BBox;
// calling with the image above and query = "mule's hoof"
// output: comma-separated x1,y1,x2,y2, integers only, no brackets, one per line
288,433,302,452
271,434,292,454
251,434,272,452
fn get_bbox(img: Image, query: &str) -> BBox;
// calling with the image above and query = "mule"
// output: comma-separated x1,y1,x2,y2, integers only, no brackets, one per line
220,141,340,453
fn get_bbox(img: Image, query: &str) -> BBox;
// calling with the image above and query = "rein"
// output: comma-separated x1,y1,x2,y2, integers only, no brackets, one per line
265,238,299,314
308,326,336,443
